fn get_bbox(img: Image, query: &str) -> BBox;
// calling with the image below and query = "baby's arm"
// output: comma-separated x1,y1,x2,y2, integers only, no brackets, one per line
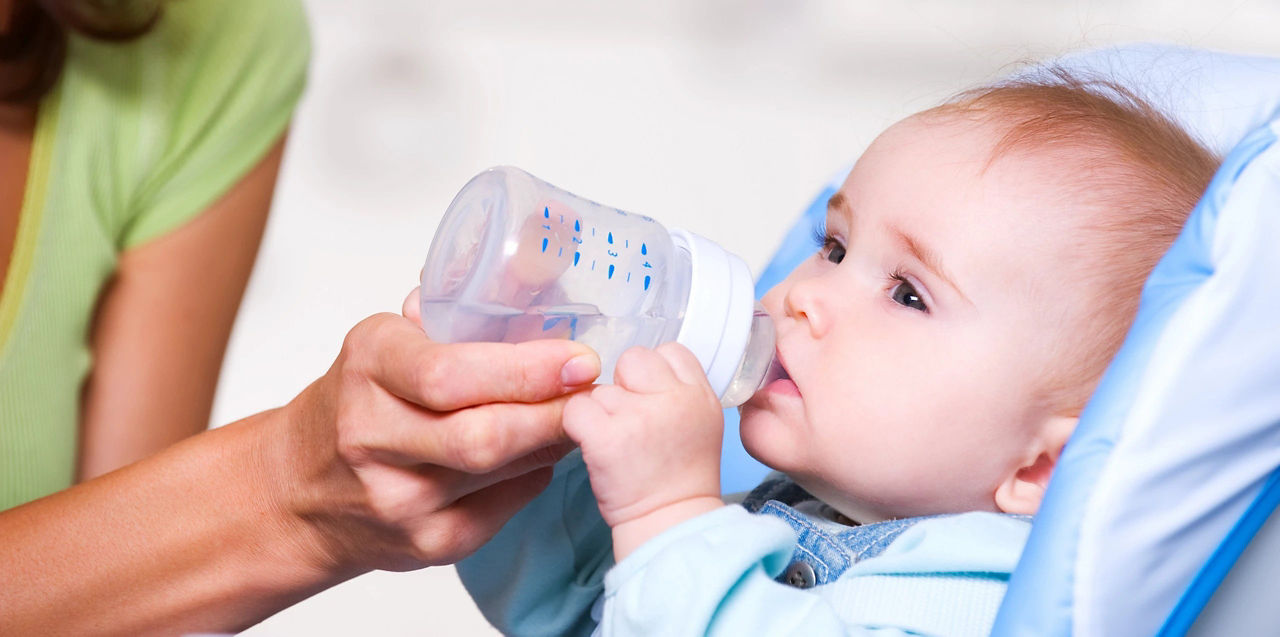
454,451,613,636
561,343,726,562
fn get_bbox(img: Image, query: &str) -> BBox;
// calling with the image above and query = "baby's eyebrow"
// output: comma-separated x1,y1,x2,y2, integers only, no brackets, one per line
827,191,971,304
888,225,971,305
826,192,849,217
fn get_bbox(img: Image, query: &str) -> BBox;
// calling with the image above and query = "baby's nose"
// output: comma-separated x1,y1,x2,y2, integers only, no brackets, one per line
779,277,830,339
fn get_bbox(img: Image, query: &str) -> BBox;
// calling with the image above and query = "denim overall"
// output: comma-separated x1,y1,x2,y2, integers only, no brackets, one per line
741,473,1029,590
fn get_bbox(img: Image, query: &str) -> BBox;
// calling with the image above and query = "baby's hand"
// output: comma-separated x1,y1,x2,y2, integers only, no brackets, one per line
563,343,725,560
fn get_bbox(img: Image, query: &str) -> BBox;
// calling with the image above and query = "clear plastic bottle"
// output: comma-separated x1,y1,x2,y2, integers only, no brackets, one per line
420,166,778,407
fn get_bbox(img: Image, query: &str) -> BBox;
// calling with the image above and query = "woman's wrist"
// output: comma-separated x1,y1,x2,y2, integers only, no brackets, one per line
611,495,724,562
253,381,369,583
165,407,350,623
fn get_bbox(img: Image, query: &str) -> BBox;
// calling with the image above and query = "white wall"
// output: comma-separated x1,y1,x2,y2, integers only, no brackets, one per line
219,1,1280,634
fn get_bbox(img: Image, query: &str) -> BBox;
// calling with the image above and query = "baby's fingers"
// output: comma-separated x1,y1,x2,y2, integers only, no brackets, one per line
563,391,610,444
655,342,713,388
613,346,681,393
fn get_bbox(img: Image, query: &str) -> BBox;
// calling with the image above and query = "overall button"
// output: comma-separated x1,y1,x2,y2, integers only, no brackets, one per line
783,561,816,589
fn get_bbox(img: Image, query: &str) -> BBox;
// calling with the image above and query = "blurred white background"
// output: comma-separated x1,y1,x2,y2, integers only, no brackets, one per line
218,1,1280,634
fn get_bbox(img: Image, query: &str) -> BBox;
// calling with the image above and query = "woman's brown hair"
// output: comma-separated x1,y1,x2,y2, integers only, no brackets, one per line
0,0,162,104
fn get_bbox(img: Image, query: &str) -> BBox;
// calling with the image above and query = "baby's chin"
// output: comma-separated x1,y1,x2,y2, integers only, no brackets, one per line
737,406,803,474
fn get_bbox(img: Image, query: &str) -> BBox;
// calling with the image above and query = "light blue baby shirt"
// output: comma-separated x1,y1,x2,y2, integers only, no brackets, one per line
456,451,1030,636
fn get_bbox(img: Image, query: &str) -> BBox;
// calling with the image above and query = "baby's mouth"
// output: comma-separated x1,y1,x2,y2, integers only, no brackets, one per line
759,350,791,386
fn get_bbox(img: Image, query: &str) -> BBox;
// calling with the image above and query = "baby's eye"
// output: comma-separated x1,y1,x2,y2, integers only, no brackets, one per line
810,226,846,264
823,239,846,264
890,276,928,312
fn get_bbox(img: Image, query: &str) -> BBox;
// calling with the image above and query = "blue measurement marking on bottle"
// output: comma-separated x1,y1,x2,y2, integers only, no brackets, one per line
643,261,651,268
574,220,580,232
591,260,596,271
607,250,619,257
544,206,549,218
542,316,565,331
626,272,631,282
607,232,613,244
560,214,564,223
592,227,596,237
542,224,551,230
608,264,615,279
573,252,580,266
644,275,651,290
625,239,630,248
641,243,647,255
541,238,548,253
557,247,563,257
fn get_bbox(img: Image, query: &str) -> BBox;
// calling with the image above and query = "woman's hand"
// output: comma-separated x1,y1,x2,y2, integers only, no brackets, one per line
0,291,600,635
276,308,601,575
562,343,725,561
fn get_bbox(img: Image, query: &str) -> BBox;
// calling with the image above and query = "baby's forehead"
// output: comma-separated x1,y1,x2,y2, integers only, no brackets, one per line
867,111,1010,164
851,113,1056,211
856,110,1093,212
843,113,1094,284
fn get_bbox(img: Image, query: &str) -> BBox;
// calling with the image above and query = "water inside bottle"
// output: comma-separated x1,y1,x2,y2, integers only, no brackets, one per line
420,299,675,383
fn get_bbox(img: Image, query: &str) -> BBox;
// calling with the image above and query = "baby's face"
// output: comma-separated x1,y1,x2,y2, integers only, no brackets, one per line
740,113,1094,522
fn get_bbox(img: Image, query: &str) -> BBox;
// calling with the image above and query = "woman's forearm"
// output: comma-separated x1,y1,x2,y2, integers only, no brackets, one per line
0,408,342,636
0,313,600,635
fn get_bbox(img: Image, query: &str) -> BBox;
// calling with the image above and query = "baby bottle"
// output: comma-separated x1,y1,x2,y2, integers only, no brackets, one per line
419,166,779,407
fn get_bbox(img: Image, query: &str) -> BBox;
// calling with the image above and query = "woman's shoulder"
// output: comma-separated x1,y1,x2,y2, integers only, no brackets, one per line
54,0,311,248
63,0,310,109
156,0,309,48
132,0,309,86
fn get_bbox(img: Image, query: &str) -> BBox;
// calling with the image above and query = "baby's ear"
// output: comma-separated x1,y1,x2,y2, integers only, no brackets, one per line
993,415,1078,515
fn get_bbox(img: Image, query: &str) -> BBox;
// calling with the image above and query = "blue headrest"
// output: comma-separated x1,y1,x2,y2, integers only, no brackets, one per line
728,44,1280,634
994,45,1280,637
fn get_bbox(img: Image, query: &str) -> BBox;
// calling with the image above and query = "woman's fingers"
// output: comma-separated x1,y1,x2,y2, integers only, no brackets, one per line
349,313,601,410
401,286,422,326
356,392,577,473
409,468,555,566
412,440,575,504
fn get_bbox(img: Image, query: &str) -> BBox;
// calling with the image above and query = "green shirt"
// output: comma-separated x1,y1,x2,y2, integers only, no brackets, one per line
0,0,309,509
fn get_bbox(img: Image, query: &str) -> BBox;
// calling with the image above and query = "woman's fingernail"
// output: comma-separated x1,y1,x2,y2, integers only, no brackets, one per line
561,353,601,386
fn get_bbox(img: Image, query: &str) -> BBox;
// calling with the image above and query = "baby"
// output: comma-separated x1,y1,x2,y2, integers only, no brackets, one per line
455,69,1219,635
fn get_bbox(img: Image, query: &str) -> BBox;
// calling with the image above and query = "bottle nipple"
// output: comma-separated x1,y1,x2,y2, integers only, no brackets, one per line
717,304,778,408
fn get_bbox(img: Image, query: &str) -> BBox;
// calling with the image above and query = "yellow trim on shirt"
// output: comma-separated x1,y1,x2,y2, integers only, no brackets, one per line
0,88,61,358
